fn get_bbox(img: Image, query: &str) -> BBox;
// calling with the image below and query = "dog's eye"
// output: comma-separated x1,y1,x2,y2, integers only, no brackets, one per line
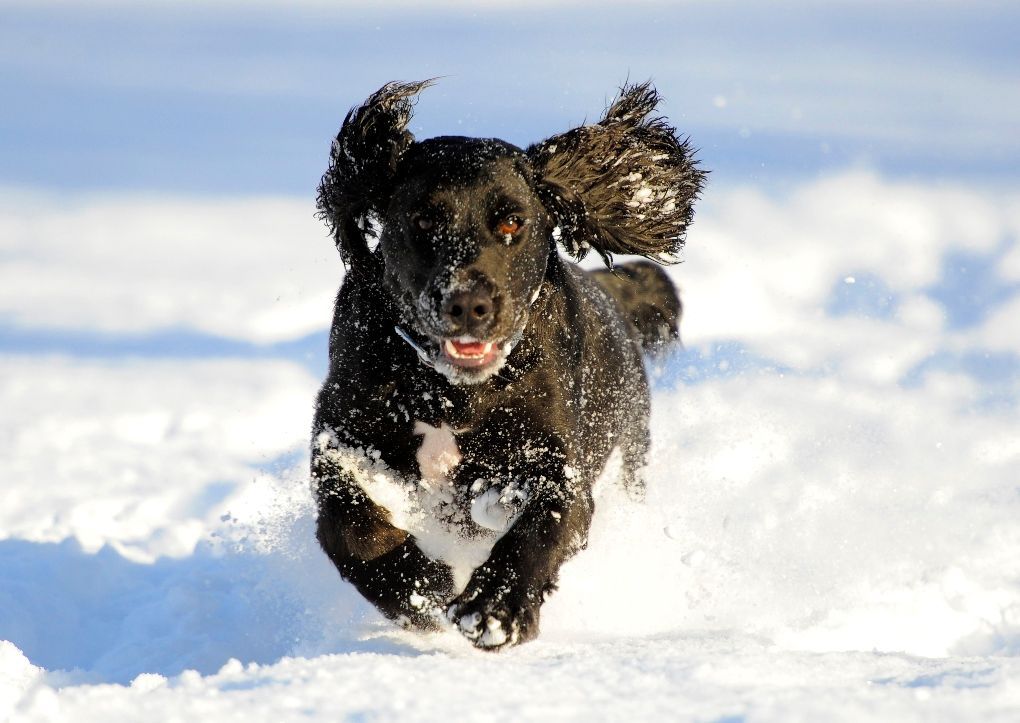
414,215,435,231
496,216,524,237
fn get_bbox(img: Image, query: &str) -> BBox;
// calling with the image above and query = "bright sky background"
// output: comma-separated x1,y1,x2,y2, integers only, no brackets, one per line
2,0,1019,194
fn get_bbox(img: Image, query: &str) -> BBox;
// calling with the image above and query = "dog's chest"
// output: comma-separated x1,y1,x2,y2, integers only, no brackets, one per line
410,420,522,533
335,417,526,591
413,420,461,487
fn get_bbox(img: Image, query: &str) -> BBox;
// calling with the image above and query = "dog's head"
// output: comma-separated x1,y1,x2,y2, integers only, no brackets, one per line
317,80,705,384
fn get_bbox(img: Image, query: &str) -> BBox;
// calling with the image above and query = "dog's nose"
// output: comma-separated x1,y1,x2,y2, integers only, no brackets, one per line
442,286,495,336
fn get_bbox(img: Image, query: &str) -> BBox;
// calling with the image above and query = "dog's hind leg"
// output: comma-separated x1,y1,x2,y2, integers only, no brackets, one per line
591,261,682,351
619,423,650,502
615,372,652,502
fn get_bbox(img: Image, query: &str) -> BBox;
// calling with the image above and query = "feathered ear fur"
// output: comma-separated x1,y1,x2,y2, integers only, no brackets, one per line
527,82,706,266
316,80,434,267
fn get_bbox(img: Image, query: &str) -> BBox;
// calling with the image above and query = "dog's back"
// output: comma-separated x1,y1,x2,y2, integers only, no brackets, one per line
590,261,682,351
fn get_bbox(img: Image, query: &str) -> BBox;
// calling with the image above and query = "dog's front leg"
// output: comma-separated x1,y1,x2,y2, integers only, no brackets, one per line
447,469,594,650
314,458,455,630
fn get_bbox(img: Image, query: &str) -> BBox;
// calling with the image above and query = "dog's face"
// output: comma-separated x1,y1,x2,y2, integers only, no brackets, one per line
380,138,550,384
317,80,705,384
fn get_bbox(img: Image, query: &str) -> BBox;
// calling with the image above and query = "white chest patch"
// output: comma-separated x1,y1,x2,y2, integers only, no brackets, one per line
413,420,461,486
318,423,528,593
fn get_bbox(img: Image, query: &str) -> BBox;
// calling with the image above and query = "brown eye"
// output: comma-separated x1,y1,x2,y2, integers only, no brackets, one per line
413,215,434,231
496,216,523,236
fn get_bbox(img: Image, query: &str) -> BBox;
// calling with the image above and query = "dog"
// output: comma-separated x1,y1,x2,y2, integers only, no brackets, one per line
311,80,704,650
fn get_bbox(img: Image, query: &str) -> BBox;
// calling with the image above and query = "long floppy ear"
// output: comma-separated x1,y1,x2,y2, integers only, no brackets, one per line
316,80,434,267
527,82,706,266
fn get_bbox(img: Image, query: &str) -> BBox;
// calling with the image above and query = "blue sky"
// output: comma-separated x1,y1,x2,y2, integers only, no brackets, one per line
2,1,1018,196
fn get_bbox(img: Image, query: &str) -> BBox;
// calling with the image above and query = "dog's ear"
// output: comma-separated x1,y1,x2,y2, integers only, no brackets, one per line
316,80,434,267
527,82,706,266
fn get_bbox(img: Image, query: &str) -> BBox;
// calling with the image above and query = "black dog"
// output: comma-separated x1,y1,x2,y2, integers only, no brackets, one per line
311,80,704,649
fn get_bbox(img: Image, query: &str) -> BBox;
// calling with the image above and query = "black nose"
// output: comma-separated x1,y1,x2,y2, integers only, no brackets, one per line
442,286,495,336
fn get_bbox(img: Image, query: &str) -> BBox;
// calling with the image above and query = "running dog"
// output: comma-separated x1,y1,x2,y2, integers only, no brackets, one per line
311,80,704,649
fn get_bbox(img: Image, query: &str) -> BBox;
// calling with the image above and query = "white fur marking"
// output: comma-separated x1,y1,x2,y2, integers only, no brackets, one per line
413,420,461,486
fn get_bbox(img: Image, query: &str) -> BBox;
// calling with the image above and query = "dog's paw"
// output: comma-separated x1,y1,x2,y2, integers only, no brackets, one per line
447,607,516,649
445,590,539,651
393,587,450,632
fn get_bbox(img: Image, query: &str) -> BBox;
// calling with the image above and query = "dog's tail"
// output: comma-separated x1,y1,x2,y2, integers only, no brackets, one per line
591,261,682,352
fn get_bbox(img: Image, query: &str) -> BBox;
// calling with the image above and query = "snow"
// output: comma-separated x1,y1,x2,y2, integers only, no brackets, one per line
5,638,1020,721
0,194,336,344
0,357,318,561
3,173,1020,719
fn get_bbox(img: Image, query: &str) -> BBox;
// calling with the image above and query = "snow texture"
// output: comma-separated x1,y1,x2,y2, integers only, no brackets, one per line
0,194,335,344
3,173,1020,720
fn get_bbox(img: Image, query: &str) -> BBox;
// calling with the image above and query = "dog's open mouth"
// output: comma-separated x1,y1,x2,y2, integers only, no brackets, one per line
442,338,501,369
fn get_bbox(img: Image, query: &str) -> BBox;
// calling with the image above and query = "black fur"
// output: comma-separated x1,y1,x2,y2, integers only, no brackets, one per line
527,83,704,266
590,260,683,349
311,80,703,649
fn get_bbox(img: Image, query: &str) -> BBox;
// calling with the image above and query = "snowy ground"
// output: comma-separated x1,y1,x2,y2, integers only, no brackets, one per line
2,171,1019,720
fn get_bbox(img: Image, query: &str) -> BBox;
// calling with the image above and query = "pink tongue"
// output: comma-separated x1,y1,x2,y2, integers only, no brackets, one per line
451,341,489,356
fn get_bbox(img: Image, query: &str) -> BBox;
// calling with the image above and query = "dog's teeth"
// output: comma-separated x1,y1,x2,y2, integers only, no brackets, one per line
445,339,494,359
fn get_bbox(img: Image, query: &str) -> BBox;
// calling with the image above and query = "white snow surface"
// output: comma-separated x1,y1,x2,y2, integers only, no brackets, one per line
3,173,1020,720
0,193,336,343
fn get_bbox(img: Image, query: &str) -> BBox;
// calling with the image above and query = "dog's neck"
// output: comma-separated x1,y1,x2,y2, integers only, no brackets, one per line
394,325,436,369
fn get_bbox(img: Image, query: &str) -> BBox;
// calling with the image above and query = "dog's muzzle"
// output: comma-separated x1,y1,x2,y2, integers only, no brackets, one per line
440,281,497,340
